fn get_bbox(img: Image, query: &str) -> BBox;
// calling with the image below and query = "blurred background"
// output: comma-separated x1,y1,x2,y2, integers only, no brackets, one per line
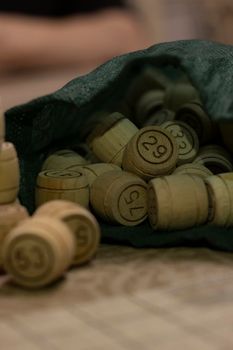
0,0,232,109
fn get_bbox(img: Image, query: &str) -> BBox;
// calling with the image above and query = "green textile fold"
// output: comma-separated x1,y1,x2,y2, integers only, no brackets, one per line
5,39,233,251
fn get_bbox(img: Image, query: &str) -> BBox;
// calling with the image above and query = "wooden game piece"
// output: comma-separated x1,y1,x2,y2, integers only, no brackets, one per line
173,163,213,179
143,109,175,127
126,66,172,108
164,83,200,112
81,163,121,186
0,201,29,268
0,108,5,150
73,143,101,163
204,173,233,227
176,101,215,144
35,169,89,208
87,113,138,166
135,89,165,126
0,142,19,204
148,174,209,230
219,122,233,153
42,149,88,171
2,216,76,288
161,121,199,165
193,144,233,174
35,200,100,266
90,171,148,226
122,125,178,180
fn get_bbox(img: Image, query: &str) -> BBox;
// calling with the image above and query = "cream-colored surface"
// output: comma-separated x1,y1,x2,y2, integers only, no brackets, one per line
0,244,233,349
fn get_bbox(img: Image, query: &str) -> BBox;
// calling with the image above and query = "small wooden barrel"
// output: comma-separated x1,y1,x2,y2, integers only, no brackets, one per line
148,174,209,230
143,109,175,127
126,66,172,108
0,201,29,268
0,142,20,204
0,109,5,150
173,163,213,179
219,122,233,153
193,144,233,174
176,101,215,144
35,169,89,208
205,172,233,227
35,200,100,266
135,89,164,126
82,163,121,186
164,83,200,112
122,126,178,180
161,121,199,165
90,171,148,226
42,149,88,171
87,113,138,166
2,216,76,288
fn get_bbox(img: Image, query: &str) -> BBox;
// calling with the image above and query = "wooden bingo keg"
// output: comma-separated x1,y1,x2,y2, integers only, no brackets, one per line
35,200,100,266
122,126,178,180
87,113,138,166
164,83,200,112
0,108,5,150
193,145,233,174
176,101,215,144
161,121,199,165
42,149,88,171
90,171,148,226
148,174,209,230
81,163,121,186
0,142,20,204
205,172,233,227
126,66,172,108
0,202,29,268
143,109,175,127
35,169,89,208
2,216,75,288
135,89,164,126
219,122,233,153
173,163,213,179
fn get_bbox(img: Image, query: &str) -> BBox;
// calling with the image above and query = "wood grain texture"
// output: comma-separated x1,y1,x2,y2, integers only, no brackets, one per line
35,170,89,208
90,171,147,226
0,142,19,204
2,217,75,289
0,244,233,349
35,200,100,266
122,126,178,180
176,101,215,144
148,174,209,230
42,150,88,171
173,163,213,179
161,121,199,165
0,202,28,267
205,173,233,227
88,117,138,166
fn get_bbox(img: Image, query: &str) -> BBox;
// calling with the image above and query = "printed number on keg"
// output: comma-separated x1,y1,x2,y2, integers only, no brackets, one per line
14,246,44,270
124,190,144,216
142,136,167,158
169,129,187,149
76,225,89,246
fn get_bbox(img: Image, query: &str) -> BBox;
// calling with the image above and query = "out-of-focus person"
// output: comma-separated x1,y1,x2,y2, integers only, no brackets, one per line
134,0,233,45
0,0,150,74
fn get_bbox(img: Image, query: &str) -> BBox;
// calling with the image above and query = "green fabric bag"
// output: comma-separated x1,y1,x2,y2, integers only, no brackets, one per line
5,39,233,251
